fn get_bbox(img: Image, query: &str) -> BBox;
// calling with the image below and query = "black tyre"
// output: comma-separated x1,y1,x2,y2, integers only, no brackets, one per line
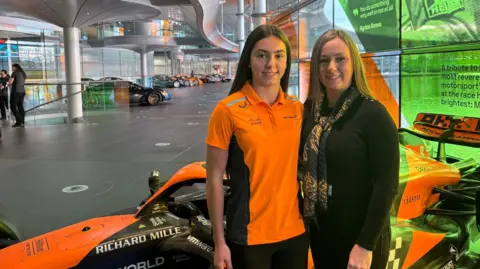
0,202,23,249
147,92,160,106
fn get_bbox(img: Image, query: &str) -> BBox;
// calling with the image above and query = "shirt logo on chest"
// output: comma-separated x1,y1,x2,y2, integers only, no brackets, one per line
249,117,262,125
238,101,248,108
283,115,297,119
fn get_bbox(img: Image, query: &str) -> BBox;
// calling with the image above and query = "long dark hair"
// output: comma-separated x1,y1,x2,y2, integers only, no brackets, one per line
228,24,291,95
12,64,26,79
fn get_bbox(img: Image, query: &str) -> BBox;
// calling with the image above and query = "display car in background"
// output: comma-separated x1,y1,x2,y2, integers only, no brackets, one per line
127,81,172,105
199,74,231,83
83,81,172,107
171,76,192,88
152,75,175,88
1,112,477,268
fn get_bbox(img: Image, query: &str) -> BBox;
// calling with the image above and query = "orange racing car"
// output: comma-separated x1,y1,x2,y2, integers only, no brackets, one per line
0,112,479,269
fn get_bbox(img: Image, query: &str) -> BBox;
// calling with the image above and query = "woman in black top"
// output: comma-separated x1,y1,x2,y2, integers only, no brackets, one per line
8,63,27,127
0,70,10,120
299,29,399,269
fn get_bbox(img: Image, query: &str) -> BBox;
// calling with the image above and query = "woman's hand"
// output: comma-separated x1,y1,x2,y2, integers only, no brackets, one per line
214,243,233,269
347,244,372,269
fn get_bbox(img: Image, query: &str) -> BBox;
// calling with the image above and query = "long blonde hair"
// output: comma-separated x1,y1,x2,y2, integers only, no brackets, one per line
307,29,374,108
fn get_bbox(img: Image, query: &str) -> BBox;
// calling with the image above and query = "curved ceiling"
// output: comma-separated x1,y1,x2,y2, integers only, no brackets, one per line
0,0,163,28
86,36,177,53
176,0,239,53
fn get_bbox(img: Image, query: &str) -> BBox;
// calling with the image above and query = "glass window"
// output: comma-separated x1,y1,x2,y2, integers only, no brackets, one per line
81,48,103,79
401,0,479,49
333,0,399,53
102,49,121,77
400,49,480,160
362,55,400,126
288,61,299,97
298,0,333,59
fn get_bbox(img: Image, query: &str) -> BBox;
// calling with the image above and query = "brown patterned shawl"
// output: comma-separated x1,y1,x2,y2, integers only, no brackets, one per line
301,86,361,220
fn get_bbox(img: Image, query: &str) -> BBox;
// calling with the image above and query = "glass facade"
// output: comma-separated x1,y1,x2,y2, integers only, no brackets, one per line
80,48,152,82
0,25,64,82
81,20,178,40
269,0,480,160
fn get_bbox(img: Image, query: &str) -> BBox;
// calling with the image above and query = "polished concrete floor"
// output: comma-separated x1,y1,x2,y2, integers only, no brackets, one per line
0,82,230,239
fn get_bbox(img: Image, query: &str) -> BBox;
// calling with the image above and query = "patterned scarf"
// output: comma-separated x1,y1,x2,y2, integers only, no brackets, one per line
301,86,361,220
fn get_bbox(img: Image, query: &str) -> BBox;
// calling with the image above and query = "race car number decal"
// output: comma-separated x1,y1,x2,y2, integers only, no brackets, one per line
25,237,50,257
149,217,166,227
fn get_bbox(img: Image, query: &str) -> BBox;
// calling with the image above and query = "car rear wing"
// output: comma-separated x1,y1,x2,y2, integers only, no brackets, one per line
402,113,480,148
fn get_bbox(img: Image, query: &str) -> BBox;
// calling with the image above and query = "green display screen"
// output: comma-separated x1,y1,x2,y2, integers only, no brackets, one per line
401,49,480,159
402,0,480,48
337,0,399,52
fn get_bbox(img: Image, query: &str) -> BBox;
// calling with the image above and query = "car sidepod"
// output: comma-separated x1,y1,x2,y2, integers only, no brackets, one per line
71,212,212,269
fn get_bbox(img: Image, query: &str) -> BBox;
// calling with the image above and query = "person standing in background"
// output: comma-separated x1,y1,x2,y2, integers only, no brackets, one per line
7,63,26,127
0,70,10,120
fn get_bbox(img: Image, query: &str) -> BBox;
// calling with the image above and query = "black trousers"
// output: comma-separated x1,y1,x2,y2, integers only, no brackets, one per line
10,92,25,124
309,222,391,269
0,94,8,119
228,233,309,269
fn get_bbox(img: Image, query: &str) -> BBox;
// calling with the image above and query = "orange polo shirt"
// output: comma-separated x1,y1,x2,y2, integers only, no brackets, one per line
206,82,305,246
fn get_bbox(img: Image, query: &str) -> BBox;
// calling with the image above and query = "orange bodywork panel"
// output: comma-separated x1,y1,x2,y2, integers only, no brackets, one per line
397,148,460,221
402,231,446,269
0,215,137,269
136,162,210,218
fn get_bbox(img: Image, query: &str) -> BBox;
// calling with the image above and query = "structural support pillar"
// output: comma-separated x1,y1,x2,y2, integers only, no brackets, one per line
170,51,175,76
227,60,232,77
249,16,255,33
237,0,245,56
140,52,148,86
63,27,83,123
220,0,225,34
253,0,267,27
7,38,12,75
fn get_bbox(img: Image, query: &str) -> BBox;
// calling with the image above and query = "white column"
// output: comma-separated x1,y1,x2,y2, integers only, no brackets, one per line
7,38,12,105
170,51,174,76
249,16,255,33
237,0,245,56
220,1,224,34
63,27,83,123
227,60,232,77
7,38,12,75
253,0,267,27
140,52,148,86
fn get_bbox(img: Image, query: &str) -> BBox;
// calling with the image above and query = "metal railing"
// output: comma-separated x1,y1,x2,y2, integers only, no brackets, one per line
3,81,131,125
